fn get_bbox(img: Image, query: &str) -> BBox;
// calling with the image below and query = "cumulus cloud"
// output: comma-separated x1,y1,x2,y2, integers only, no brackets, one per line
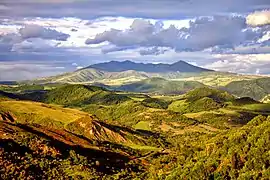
86,16,266,54
246,10,270,26
19,24,70,41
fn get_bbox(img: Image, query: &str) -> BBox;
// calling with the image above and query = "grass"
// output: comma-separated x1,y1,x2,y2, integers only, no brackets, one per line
0,100,87,124
134,121,151,131
99,76,146,86
168,100,188,112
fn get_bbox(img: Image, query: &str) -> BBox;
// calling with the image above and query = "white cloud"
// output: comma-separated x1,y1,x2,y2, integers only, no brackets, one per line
246,10,270,26
204,54,270,74
85,16,266,53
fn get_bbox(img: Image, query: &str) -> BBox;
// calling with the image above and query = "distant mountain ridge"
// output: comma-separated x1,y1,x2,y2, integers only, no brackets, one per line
87,60,212,73
33,60,214,84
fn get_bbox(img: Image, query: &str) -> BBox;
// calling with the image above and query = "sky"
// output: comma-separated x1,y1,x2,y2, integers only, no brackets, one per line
0,0,270,80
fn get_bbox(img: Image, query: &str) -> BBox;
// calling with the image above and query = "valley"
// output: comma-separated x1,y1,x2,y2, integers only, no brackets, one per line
0,61,270,179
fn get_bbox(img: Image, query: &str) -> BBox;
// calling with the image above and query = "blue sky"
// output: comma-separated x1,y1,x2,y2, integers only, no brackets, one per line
0,0,270,80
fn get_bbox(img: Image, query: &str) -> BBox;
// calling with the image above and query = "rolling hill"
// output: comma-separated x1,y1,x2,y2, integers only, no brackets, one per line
116,77,205,94
225,77,270,101
1,82,270,179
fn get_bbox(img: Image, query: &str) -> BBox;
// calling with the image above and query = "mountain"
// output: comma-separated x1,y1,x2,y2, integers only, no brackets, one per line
87,60,212,73
33,60,265,90
36,60,214,85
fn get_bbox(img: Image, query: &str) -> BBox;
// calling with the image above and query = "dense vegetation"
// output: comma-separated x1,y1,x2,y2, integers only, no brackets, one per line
0,84,269,179
117,77,205,94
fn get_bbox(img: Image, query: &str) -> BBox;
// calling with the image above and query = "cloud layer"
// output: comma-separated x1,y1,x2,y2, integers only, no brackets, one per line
1,0,269,19
86,16,268,54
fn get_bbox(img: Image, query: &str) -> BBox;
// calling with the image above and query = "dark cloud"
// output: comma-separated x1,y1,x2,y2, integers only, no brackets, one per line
19,24,70,41
0,0,269,19
86,16,267,53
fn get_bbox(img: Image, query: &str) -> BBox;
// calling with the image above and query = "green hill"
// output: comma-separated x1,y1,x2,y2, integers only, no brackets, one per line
117,77,205,94
21,84,131,106
184,87,235,102
168,87,235,113
163,115,270,179
225,77,270,100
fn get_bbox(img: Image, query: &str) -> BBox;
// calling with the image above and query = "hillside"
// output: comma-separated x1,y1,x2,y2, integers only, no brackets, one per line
168,87,235,114
0,99,169,179
18,84,131,106
157,115,270,179
117,77,205,94
225,77,270,100
0,103,159,179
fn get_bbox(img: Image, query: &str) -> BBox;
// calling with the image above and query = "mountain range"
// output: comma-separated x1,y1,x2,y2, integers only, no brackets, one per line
86,60,212,73
36,60,214,84
24,60,269,100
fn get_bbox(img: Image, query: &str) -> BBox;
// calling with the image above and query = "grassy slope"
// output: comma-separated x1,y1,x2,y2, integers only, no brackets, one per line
0,100,87,127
